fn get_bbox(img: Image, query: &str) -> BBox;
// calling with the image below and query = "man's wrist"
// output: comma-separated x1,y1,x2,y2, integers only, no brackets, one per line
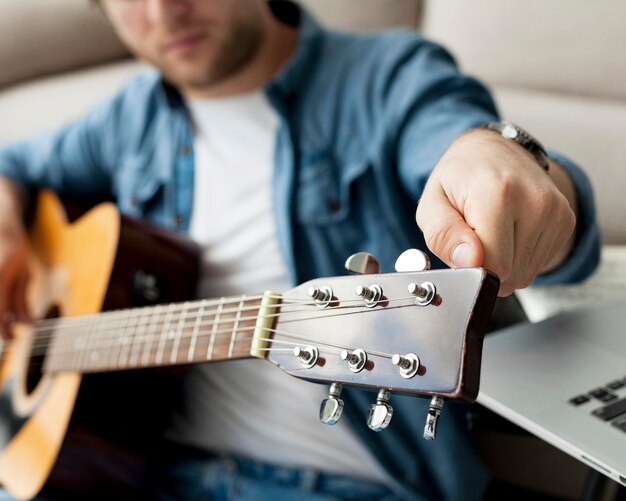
481,122,549,171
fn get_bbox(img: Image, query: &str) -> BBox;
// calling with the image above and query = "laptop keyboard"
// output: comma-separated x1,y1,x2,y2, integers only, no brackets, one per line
569,376,626,432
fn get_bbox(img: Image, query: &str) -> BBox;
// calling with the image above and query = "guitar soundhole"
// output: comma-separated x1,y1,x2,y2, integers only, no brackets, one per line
25,304,60,394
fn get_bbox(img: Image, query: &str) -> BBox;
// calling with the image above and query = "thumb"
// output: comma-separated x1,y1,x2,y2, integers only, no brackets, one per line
416,187,484,269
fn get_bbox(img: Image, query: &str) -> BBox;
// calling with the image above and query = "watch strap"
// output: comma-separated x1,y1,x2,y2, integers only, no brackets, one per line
483,121,550,171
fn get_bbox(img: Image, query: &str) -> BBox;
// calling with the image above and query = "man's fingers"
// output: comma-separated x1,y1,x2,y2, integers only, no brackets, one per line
416,185,484,269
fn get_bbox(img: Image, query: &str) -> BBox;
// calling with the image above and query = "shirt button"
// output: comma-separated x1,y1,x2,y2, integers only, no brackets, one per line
328,199,341,212
175,215,185,228
131,197,140,208
180,144,192,155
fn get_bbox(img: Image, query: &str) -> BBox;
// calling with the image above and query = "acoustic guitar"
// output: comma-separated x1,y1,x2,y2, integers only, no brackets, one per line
0,191,499,499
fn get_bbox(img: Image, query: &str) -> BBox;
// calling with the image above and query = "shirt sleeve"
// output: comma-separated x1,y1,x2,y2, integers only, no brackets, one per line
386,38,499,199
0,93,122,200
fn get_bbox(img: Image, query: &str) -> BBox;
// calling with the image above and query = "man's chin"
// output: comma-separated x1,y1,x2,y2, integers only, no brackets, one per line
161,66,214,90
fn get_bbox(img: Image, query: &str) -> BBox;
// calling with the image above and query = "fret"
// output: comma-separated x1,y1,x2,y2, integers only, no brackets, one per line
42,294,267,373
106,311,127,370
70,321,82,371
63,323,77,372
129,307,151,367
187,300,207,362
82,319,99,371
43,320,62,372
142,305,163,367
113,312,129,369
73,320,87,370
228,296,245,358
62,320,77,372
118,310,139,368
89,319,106,371
156,304,175,365
170,302,190,364
207,297,225,360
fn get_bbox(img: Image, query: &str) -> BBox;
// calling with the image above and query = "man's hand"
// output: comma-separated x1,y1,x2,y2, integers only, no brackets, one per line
416,129,578,297
0,177,31,338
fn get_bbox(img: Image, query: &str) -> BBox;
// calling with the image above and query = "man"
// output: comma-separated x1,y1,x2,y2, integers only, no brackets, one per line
0,0,600,499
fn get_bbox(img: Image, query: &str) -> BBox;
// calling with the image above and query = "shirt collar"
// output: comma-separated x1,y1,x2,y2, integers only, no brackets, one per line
264,1,323,103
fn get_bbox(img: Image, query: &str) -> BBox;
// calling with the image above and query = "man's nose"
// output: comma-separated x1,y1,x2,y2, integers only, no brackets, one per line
145,0,191,29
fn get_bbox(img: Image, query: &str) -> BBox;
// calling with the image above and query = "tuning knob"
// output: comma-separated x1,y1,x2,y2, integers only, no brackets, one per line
293,346,319,369
340,348,367,373
407,281,436,306
423,396,444,440
308,286,333,308
367,389,393,432
320,383,344,425
392,353,420,378
394,248,431,272
345,252,381,275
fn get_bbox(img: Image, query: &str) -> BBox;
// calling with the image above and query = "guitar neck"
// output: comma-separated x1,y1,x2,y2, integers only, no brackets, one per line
41,294,272,374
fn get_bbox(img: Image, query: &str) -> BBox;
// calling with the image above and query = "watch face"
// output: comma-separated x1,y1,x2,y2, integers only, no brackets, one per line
502,123,519,140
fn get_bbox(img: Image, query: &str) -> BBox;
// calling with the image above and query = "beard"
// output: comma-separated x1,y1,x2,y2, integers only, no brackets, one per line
160,7,266,91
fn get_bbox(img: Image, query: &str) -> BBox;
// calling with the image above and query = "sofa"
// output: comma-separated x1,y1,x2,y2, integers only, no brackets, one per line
2,0,625,498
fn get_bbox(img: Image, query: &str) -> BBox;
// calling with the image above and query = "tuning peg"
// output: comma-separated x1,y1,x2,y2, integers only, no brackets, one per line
345,252,381,275
394,249,431,273
407,281,436,306
340,348,367,373
320,383,344,425
367,389,393,432
293,346,319,369
392,353,420,378
423,396,444,440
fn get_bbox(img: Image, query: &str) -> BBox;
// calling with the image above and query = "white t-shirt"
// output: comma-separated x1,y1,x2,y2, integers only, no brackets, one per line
166,90,390,485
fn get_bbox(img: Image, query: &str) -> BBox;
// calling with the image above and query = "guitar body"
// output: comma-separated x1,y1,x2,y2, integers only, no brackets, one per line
0,192,199,499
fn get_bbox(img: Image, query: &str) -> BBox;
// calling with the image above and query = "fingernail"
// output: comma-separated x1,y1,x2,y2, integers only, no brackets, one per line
451,243,474,268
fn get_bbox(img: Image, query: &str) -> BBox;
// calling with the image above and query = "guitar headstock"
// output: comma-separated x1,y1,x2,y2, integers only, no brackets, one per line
262,251,499,438
269,266,498,399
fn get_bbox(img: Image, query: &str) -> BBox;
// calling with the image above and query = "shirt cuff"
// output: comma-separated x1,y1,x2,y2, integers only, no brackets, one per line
533,149,601,285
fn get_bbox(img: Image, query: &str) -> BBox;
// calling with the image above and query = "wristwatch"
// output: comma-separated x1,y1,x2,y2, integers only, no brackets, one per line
483,121,550,171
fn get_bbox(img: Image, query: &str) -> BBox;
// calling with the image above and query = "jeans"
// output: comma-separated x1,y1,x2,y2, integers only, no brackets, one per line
149,445,401,501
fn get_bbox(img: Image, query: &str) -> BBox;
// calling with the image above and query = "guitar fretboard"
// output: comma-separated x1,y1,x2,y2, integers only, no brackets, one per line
41,295,267,374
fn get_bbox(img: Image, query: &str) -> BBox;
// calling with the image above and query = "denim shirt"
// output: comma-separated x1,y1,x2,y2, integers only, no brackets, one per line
0,4,600,500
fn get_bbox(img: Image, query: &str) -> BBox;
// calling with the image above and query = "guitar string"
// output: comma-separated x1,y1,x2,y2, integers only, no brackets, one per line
22,295,418,353
43,325,398,374
25,278,424,331
10,301,416,371
19,296,370,347
25,296,376,339
43,320,399,366
24,293,346,331
15,300,297,352
27,299,416,361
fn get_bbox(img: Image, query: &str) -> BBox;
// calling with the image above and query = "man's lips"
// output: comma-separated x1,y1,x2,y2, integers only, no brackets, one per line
164,32,207,56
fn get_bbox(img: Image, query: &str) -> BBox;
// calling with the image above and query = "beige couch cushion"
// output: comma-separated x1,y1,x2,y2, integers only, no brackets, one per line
421,0,626,101
0,61,143,144
297,0,420,31
0,0,129,89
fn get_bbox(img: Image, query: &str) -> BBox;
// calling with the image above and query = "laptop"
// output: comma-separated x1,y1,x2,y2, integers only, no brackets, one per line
478,294,626,486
